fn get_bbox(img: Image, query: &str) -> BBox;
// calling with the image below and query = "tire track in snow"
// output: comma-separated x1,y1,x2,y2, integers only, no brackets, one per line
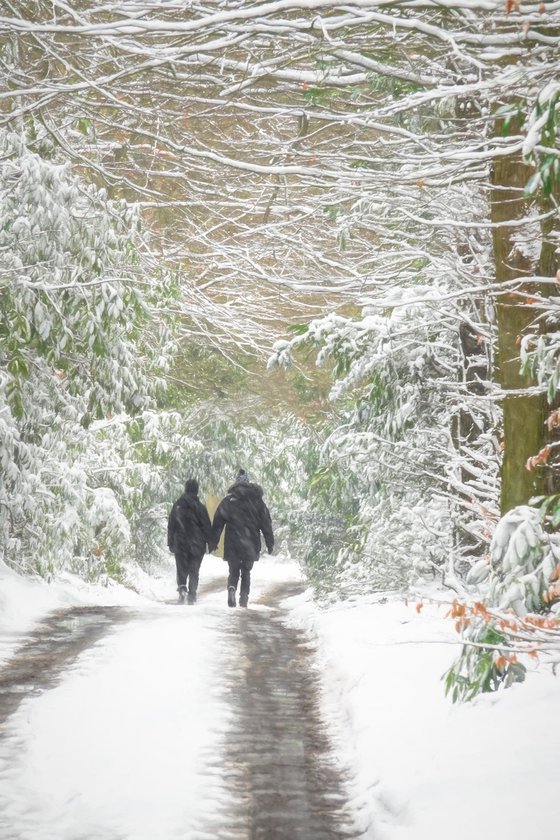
0,577,225,729
0,579,362,838
0,606,129,729
200,582,360,840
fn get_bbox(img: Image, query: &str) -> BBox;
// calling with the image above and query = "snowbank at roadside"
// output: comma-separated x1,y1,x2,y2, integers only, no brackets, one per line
285,590,560,840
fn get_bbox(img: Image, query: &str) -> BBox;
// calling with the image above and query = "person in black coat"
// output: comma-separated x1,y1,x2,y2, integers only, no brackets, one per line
209,469,274,608
167,478,212,604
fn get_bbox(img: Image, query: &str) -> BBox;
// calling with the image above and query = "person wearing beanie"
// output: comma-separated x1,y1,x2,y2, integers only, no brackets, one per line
167,478,212,604
209,469,274,608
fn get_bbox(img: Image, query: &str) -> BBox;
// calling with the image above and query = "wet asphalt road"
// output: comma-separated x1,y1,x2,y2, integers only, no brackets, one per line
0,582,361,839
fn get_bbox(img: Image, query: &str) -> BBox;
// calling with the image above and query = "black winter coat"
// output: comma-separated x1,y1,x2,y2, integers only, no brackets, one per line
210,482,274,563
167,490,212,557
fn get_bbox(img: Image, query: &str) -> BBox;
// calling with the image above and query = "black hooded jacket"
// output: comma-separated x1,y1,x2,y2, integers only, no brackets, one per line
167,488,212,557
210,481,274,563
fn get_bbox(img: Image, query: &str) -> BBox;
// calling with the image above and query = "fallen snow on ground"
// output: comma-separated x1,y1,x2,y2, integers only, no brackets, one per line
0,553,230,667
0,595,232,839
1,557,558,840
0,554,302,840
285,590,560,840
0,559,162,668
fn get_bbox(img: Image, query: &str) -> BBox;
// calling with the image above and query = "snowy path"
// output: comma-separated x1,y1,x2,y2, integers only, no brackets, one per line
0,577,357,840
0,605,129,727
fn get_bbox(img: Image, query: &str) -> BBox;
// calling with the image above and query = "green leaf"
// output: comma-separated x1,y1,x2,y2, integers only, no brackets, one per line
538,493,560,520
494,103,519,118
323,205,340,222
530,495,546,504
551,504,560,527
287,323,309,336
7,353,28,376
524,172,541,196
76,117,92,135
6,380,24,420
16,315,32,342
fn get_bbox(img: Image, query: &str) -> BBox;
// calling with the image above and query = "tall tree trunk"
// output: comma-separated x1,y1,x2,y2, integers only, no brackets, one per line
491,120,548,514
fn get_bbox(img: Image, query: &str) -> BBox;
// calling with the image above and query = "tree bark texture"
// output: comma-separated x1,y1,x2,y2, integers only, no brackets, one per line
490,124,548,514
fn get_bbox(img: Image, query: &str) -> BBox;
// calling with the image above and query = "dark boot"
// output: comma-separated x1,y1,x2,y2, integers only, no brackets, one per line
239,563,251,609
178,588,187,604
227,586,237,608
187,592,196,605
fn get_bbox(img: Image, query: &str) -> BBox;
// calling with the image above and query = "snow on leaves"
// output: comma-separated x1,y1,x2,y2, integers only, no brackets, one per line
0,131,172,578
445,504,560,700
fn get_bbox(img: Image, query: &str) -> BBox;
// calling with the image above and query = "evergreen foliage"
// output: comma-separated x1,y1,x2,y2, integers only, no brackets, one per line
1,1,560,702
445,505,560,702
0,130,177,579
270,280,496,593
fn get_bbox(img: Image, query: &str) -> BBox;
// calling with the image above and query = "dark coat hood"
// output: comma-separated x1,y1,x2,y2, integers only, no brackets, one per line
227,481,264,498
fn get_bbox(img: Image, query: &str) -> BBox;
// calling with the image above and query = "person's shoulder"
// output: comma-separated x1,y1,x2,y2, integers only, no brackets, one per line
243,482,264,498
178,493,198,510
229,482,263,498
215,492,233,510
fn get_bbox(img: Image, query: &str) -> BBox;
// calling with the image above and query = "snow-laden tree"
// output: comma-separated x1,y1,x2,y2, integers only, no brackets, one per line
0,129,179,578
3,1,557,501
270,263,500,590
1,3,559,616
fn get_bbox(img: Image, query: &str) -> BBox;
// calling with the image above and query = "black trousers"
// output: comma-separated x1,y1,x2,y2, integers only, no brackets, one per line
227,558,255,602
175,550,203,597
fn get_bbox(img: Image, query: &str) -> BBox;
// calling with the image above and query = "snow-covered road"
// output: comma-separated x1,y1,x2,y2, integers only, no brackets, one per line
2,557,559,840
0,572,357,840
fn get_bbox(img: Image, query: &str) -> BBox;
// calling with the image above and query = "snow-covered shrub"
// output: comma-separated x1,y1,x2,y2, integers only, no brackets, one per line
445,505,560,701
270,269,498,594
0,131,174,579
78,411,203,576
487,506,558,615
